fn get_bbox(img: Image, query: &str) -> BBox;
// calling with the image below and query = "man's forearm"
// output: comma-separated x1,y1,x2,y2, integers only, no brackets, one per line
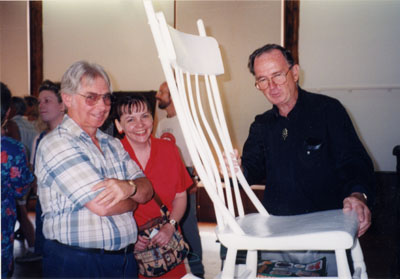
130,177,154,204
103,198,137,216
86,197,137,216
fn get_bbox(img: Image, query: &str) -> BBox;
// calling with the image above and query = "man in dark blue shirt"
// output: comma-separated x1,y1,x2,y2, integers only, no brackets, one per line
240,44,374,238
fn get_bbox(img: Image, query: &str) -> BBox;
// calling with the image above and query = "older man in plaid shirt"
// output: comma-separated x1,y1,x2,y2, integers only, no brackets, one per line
35,61,153,278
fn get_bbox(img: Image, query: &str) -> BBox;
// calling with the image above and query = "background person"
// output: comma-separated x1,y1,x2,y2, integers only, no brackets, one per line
155,81,204,278
1,82,35,278
24,96,39,122
15,80,65,263
24,96,45,132
7,96,39,160
114,94,191,278
35,61,153,278
4,96,38,263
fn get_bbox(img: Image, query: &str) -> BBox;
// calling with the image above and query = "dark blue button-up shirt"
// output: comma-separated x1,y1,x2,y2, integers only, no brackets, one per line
242,87,375,215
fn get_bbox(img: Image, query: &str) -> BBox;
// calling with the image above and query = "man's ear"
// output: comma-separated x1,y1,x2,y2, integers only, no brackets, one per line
61,93,72,109
291,64,300,83
61,103,67,113
114,119,124,134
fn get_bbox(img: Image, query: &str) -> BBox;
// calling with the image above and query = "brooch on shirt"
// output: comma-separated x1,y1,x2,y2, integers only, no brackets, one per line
282,128,288,140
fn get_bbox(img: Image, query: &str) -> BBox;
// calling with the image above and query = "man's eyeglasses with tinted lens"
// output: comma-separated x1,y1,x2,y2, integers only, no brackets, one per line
77,92,114,106
255,65,293,90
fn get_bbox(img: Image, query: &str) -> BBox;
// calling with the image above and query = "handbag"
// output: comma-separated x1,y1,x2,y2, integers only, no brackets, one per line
134,192,189,277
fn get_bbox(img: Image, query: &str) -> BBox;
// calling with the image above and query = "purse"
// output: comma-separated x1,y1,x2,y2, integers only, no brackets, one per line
134,192,189,277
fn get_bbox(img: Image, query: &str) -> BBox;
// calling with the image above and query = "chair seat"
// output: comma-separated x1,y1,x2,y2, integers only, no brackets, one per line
217,209,359,251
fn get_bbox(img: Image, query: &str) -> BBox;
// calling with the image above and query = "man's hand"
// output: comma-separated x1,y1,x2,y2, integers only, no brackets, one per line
220,149,242,177
92,179,135,208
343,192,371,237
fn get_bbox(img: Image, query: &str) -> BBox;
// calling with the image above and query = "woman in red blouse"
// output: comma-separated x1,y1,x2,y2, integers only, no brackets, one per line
115,95,192,278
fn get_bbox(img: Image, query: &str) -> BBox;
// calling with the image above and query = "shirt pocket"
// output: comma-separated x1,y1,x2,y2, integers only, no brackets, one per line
103,153,127,179
298,137,324,169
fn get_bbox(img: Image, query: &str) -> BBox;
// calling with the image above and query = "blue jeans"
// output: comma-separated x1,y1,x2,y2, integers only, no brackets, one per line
34,199,44,255
43,239,137,278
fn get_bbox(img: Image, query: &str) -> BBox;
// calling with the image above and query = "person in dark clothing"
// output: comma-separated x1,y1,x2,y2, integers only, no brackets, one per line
224,44,375,275
243,43,374,235
243,87,374,219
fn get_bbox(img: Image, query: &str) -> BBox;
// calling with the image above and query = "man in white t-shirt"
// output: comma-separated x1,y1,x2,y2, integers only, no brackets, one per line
155,82,204,278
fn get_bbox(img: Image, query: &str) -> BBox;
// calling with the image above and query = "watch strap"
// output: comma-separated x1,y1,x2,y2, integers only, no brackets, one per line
169,219,178,230
128,180,137,197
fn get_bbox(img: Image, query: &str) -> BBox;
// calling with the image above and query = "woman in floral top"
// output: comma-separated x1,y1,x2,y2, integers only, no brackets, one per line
1,82,34,278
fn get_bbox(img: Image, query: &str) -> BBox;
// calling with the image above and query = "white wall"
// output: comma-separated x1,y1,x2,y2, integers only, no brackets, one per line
0,1,29,97
42,0,281,151
299,0,400,171
43,0,174,91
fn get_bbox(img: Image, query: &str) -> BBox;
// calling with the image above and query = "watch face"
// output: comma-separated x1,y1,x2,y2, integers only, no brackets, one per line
169,219,177,229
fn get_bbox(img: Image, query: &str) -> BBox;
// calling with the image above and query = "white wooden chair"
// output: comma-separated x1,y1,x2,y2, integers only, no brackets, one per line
143,1,367,278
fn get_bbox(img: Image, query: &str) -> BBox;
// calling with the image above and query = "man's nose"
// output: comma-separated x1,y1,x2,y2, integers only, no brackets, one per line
96,96,108,108
268,79,278,89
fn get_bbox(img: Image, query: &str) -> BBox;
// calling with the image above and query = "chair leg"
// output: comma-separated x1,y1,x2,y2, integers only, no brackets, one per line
221,248,237,279
351,239,368,279
246,250,257,278
335,249,352,279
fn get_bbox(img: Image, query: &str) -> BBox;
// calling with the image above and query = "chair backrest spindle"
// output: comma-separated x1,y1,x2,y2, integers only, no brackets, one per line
143,0,269,235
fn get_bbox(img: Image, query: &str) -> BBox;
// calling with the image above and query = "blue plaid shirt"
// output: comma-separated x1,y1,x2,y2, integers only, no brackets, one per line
35,115,145,250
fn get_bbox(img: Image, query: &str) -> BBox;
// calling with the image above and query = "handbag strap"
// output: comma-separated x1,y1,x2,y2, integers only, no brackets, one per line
152,191,170,219
152,191,164,209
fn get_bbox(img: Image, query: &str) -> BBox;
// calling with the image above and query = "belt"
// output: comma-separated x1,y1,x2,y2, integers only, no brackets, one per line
51,240,134,255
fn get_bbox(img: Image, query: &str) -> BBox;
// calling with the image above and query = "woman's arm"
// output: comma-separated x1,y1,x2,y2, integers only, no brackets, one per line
150,191,187,248
168,191,187,224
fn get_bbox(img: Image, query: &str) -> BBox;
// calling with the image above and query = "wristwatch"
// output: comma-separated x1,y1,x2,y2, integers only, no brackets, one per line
128,180,137,197
169,219,178,230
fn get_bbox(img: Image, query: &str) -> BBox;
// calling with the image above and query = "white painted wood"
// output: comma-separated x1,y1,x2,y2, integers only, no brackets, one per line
143,1,368,277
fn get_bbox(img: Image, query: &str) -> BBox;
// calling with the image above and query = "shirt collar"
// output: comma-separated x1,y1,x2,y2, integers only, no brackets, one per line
61,115,107,141
12,115,23,120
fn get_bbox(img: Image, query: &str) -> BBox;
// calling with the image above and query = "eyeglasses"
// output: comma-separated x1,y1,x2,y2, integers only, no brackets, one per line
255,65,293,90
76,92,114,106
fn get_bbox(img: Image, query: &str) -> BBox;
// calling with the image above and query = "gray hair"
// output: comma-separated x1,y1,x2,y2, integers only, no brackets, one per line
61,61,112,95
